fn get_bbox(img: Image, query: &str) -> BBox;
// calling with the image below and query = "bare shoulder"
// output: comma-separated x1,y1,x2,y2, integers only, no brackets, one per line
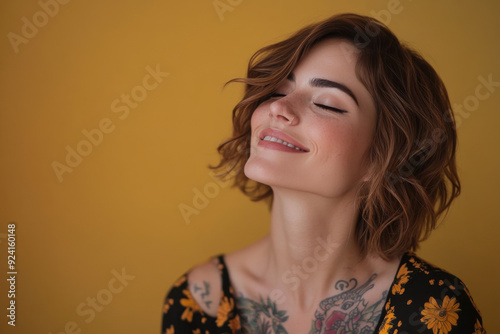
187,237,270,318
187,257,222,317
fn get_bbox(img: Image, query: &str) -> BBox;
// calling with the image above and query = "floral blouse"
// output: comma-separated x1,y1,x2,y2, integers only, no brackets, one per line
161,253,485,333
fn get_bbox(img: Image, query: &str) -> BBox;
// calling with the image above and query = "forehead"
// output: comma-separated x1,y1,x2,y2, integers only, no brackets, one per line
293,39,360,82
291,38,374,111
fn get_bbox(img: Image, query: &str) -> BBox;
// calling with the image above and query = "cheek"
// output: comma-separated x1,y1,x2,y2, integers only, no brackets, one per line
312,122,355,160
247,107,265,157
311,120,372,175
249,105,268,140
251,104,267,126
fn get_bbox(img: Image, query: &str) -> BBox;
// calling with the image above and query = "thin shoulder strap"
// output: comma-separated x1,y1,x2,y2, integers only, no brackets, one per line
215,254,236,299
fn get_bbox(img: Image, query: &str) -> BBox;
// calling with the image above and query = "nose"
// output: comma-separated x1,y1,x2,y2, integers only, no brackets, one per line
268,96,299,126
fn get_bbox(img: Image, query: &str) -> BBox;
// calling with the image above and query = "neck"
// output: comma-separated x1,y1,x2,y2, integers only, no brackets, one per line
261,187,368,309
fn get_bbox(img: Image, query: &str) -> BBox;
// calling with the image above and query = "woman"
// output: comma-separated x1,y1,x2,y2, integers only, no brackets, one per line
162,13,485,333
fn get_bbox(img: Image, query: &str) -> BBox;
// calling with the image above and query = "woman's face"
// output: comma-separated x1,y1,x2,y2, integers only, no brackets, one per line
244,39,377,199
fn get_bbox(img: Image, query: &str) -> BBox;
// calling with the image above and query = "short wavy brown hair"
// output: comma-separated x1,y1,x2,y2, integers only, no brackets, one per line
211,13,460,259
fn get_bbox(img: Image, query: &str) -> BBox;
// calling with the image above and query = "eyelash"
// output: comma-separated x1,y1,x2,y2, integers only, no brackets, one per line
313,103,347,114
268,93,347,114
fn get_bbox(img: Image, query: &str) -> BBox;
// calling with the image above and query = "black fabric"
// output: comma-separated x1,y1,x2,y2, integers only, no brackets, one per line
161,253,485,333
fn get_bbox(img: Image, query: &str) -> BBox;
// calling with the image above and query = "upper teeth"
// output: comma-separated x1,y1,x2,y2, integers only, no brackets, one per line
262,136,306,151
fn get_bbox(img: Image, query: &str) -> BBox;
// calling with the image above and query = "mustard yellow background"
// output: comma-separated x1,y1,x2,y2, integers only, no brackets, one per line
0,0,498,333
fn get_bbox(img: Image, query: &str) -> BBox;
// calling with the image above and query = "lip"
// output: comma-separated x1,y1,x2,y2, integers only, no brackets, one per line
258,128,309,152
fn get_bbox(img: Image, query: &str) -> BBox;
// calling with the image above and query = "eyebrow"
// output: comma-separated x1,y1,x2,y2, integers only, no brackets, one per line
286,73,359,106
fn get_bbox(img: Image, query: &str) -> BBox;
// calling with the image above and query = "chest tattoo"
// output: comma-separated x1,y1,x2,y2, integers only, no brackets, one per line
236,274,386,334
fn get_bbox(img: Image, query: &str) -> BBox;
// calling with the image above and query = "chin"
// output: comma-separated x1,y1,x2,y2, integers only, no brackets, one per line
243,157,290,189
244,159,305,194
243,158,270,185
245,163,357,200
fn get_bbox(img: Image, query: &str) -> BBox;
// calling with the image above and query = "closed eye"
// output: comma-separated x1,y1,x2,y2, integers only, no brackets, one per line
314,103,347,114
269,93,286,98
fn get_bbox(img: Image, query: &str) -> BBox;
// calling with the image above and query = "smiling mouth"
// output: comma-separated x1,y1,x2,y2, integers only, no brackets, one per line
261,136,308,152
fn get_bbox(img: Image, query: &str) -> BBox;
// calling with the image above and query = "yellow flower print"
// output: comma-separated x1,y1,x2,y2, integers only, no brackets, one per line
229,314,241,333
165,324,174,334
421,296,460,334
192,329,200,334
174,275,187,287
216,296,235,327
409,256,429,274
180,289,204,322
473,319,486,334
163,298,174,314
392,263,412,295
409,256,421,268
379,305,396,334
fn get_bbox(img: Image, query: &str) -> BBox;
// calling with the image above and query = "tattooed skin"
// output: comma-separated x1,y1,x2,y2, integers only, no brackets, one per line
310,274,387,334
236,275,386,334
193,280,212,309
237,294,289,334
